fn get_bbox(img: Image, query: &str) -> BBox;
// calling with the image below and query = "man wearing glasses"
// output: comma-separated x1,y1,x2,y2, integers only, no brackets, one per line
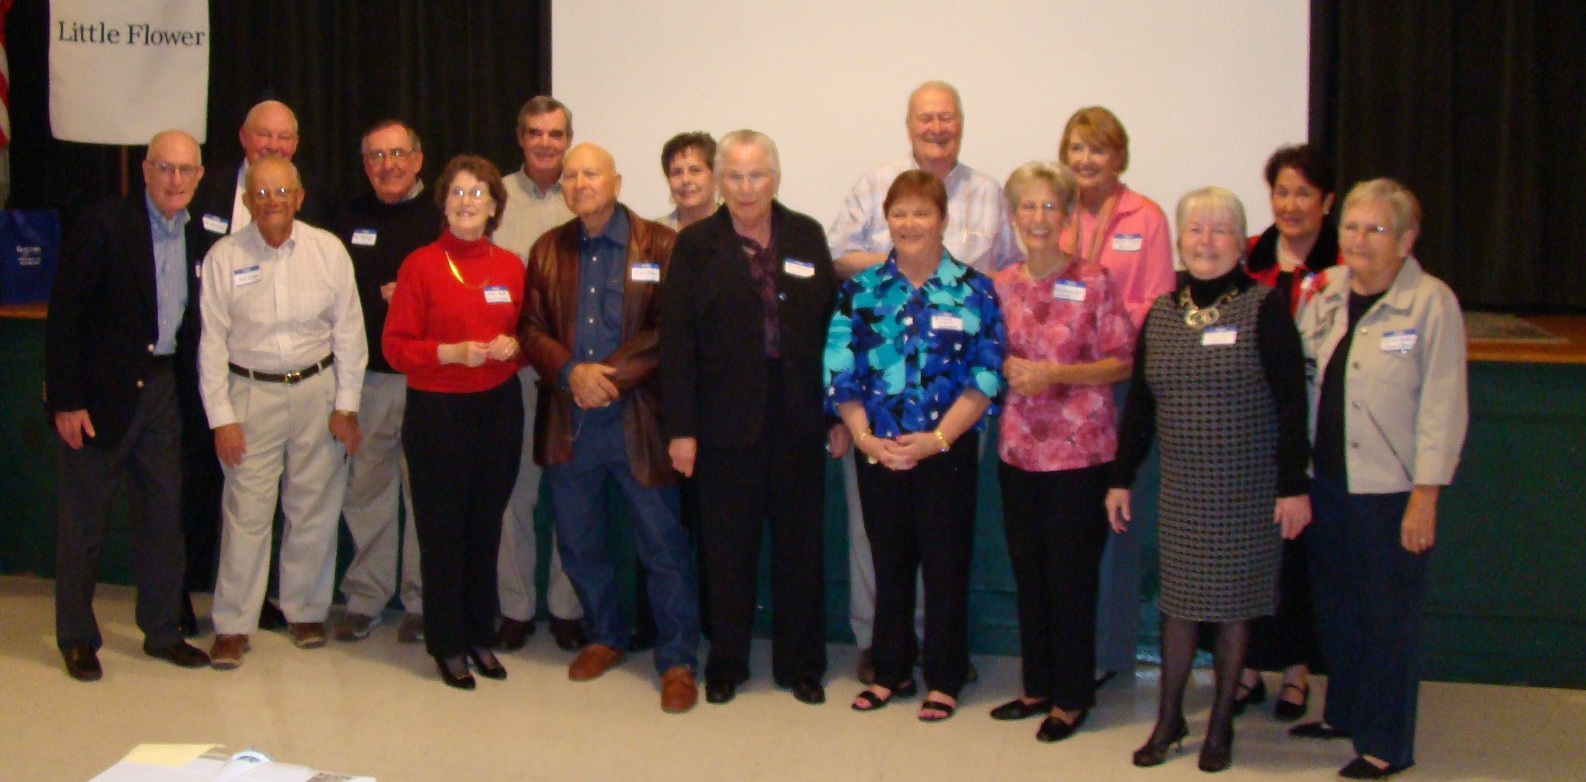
198,157,367,668
45,129,214,681
330,120,443,645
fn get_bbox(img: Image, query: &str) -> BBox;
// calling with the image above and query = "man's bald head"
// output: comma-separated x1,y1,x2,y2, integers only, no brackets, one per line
561,143,622,231
239,100,301,163
142,130,204,219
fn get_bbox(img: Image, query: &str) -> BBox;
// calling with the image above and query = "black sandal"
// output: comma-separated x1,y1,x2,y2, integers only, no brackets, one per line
851,680,917,712
918,697,957,722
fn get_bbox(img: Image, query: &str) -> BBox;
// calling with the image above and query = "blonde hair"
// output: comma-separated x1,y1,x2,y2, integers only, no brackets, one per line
1341,178,1421,234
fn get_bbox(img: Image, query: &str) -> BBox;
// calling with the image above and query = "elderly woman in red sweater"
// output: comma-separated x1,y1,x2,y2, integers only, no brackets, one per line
383,155,524,690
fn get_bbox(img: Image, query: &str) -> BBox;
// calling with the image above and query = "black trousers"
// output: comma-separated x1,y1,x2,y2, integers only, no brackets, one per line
403,376,522,659
56,361,185,650
1245,531,1322,671
998,460,1111,711
855,431,979,696
696,375,826,686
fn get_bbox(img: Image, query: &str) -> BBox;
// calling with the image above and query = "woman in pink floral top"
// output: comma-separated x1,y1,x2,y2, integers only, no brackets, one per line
989,161,1135,743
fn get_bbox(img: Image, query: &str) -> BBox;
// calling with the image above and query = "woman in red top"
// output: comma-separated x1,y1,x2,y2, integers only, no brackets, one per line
990,161,1135,742
383,155,525,690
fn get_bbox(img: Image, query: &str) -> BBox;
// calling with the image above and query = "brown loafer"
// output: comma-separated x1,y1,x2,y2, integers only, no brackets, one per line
660,666,698,713
289,622,327,649
210,634,249,670
568,643,625,681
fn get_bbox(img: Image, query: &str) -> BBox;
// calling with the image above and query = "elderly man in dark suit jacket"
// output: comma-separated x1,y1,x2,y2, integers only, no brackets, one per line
45,129,213,681
518,142,700,713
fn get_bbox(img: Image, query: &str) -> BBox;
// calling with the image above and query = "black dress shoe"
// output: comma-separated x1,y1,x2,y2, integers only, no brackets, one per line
1132,718,1189,767
62,644,102,682
257,600,288,631
1338,757,1413,779
144,640,210,668
1231,677,1266,717
1036,710,1088,743
1288,720,1351,740
1273,682,1309,721
494,617,534,651
435,655,476,690
467,647,507,680
990,698,1051,721
705,679,737,704
1198,737,1233,773
549,616,587,651
789,679,825,705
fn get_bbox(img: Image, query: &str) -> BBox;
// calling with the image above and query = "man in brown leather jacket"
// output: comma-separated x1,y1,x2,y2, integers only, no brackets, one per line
518,143,700,713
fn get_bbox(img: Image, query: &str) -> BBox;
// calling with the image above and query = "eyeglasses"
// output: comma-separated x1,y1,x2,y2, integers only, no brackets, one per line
363,148,414,163
1341,221,1394,237
1015,201,1063,215
448,186,492,201
249,186,298,202
146,161,200,178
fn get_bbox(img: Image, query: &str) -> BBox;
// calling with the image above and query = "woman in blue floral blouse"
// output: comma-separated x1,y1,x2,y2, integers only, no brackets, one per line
825,169,1005,722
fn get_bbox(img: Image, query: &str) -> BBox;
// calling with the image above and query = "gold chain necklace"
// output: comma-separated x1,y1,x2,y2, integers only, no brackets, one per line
1178,286,1239,328
445,251,489,289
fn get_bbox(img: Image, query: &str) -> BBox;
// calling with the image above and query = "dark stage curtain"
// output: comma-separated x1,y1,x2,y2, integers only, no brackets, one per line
5,0,549,228
1311,1,1586,312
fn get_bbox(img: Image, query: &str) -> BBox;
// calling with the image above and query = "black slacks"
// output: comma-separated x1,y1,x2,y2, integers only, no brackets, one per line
403,376,522,659
55,361,185,650
696,373,826,686
998,460,1111,711
855,431,979,696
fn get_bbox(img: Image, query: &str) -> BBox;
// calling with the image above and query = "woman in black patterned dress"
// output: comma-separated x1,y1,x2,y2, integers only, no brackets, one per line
1105,187,1311,772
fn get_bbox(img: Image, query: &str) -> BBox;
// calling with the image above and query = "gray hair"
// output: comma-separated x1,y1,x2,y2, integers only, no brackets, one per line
907,80,963,120
1175,186,1247,243
714,129,780,179
360,119,422,153
1341,178,1421,234
1003,161,1078,217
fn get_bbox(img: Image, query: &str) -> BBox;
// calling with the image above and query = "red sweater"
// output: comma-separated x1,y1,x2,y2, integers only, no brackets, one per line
383,231,526,393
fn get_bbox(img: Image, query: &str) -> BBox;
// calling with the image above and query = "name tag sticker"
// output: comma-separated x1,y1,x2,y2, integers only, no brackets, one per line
1112,233,1143,252
203,214,230,234
1380,329,1418,353
930,313,964,332
630,262,661,283
233,265,262,286
350,228,377,247
483,285,512,304
1201,325,1238,346
784,258,816,278
1052,280,1088,302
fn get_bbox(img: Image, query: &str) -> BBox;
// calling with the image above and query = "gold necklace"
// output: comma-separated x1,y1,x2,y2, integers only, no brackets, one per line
445,251,489,289
1178,286,1239,328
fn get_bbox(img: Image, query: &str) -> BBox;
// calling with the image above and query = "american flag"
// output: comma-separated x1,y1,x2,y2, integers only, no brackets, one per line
0,0,12,149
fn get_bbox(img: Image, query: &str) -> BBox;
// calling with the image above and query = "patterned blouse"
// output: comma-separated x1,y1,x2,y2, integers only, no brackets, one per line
993,258,1136,472
824,250,1004,437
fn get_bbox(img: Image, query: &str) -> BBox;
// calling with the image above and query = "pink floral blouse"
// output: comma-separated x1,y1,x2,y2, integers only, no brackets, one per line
994,258,1136,472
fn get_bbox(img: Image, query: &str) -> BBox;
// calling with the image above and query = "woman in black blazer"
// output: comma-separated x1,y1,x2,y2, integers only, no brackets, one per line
660,129,843,707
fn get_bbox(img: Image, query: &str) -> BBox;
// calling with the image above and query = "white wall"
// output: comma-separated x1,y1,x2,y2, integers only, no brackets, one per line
554,0,1309,247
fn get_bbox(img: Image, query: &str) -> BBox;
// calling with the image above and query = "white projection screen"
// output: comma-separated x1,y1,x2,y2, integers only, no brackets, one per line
554,0,1309,251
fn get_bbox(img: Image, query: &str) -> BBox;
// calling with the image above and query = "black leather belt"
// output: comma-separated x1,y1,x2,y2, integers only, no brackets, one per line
229,355,334,384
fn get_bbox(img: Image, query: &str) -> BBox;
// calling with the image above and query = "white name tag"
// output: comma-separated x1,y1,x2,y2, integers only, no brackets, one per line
1201,325,1238,346
351,228,377,247
1052,280,1087,302
1112,233,1143,252
483,285,512,304
203,214,230,234
784,258,815,278
233,265,262,286
1380,329,1418,353
930,313,964,332
630,261,660,283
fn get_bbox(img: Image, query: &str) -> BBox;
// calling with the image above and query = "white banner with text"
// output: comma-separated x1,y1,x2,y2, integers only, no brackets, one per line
48,0,209,144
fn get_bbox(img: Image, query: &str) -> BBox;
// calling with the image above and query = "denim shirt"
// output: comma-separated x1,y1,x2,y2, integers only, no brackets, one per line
824,250,1004,437
563,207,631,430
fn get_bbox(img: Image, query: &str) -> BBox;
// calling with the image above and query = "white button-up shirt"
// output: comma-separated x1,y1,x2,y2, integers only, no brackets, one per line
827,156,1021,275
199,220,367,428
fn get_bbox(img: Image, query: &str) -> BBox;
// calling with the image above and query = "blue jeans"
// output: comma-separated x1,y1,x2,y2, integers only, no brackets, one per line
1309,472,1428,767
545,420,699,674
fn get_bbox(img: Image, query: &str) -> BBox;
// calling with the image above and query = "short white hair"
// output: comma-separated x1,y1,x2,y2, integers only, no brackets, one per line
1175,186,1247,242
714,129,780,179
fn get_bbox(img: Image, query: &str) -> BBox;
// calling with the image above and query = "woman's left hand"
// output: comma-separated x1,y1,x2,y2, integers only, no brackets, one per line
486,334,518,362
1274,494,1312,540
1401,485,1439,554
1004,357,1055,397
895,431,947,464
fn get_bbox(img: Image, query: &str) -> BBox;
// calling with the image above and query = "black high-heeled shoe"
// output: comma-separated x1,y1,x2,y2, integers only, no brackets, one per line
1198,731,1234,773
1132,718,1189,767
467,647,507,680
1273,682,1309,721
1230,676,1266,717
435,654,476,690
